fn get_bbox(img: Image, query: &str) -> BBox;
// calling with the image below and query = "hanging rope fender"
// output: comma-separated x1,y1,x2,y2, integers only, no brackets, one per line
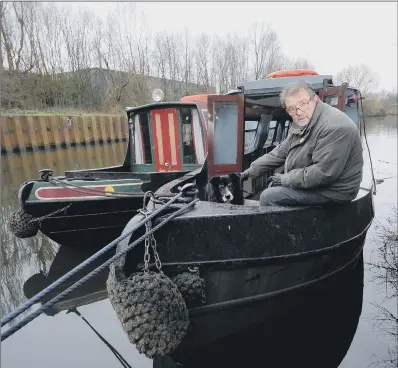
7,204,72,239
106,202,206,359
107,209,189,359
1,194,199,342
1,183,198,329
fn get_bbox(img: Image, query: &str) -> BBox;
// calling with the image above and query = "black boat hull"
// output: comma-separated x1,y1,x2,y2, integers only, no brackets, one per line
167,233,365,366
115,187,373,366
23,196,143,249
164,251,365,368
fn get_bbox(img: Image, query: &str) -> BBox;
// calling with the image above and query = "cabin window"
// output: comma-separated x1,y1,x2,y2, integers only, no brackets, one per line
214,102,239,165
136,112,153,164
192,109,206,164
264,120,277,146
323,95,339,108
201,109,209,127
133,115,144,164
181,108,196,164
244,120,258,154
343,91,361,129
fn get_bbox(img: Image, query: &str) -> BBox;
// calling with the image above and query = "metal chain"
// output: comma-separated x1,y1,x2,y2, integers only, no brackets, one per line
140,202,162,273
143,219,151,273
150,228,162,272
30,203,72,225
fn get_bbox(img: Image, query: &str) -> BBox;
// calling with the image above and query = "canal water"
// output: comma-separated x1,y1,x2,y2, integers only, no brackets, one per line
1,116,397,368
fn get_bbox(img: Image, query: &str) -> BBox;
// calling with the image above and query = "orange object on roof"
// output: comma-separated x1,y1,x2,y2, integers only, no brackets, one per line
180,94,212,102
266,69,319,79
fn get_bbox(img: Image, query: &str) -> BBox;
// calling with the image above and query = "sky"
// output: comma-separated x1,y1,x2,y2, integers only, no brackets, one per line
67,1,397,92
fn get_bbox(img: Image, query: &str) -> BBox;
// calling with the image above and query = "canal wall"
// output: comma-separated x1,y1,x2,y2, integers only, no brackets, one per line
0,115,129,154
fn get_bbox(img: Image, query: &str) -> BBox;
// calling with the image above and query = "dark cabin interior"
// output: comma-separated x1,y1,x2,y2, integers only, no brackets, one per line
241,93,293,197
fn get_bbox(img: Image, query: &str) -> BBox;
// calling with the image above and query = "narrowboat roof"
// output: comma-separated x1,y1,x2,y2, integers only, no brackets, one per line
237,74,335,95
125,101,198,114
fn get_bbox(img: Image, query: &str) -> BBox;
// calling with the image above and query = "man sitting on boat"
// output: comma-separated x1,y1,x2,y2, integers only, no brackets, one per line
240,81,363,207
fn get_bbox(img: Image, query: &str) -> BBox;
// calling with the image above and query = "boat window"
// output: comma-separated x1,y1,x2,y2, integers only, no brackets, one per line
214,102,239,165
264,120,277,146
181,107,197,164
244,120,259,154
201,109,209,127
192,108,206,164
323,95,339,108
138,112,153,164
133,115,143,164
343,90,361,129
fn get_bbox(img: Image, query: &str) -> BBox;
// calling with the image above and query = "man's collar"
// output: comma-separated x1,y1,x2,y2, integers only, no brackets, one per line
309,99,325,126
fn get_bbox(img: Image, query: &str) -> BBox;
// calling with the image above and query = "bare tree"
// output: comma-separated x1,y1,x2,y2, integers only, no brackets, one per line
334,64,379,96
282,56,315,70
195,33,211,89
1,1,327,111
249,21,279,80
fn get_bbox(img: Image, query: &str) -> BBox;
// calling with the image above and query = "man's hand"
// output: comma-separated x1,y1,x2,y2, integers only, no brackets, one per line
266,173,282,188
240,172,249,184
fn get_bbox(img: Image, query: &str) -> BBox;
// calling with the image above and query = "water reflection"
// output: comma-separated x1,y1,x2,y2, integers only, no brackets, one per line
339,116,397,368
0,207,58,322
1,142,128,186
366,207,397,368
0,142,127,321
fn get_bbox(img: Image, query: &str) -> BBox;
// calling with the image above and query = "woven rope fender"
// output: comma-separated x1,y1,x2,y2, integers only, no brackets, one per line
106,213,189,359
7,209,39,238
171,271,206,308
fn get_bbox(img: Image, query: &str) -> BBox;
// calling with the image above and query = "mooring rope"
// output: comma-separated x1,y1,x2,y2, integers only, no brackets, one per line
68,308,133,368
359,90,377,195
1,197,199,341
1,184,196,328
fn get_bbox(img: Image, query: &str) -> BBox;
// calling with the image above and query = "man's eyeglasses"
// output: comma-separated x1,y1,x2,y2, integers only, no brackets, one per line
286,97,313,115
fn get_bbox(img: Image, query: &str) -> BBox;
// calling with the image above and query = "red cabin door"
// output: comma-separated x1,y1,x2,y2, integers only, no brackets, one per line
318,83,348,111
207,95,245,179
151,108,182,172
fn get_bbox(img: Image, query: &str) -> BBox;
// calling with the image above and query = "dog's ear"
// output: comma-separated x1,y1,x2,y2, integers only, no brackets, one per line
229,172,241,183
209,176,220,185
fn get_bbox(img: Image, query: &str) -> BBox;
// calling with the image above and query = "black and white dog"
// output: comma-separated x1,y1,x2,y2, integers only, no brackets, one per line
206,173,244,205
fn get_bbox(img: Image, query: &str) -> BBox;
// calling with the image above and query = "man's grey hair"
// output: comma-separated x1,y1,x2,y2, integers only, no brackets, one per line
279,81,316,108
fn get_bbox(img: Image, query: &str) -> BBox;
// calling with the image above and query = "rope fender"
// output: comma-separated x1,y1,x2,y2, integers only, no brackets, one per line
171,270,206,309
7,204,72,239
7,209,39,238
106,203,195,359
107,270,190,359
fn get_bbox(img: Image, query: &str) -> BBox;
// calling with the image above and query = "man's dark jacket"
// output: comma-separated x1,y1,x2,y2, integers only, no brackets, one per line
243,100,364,203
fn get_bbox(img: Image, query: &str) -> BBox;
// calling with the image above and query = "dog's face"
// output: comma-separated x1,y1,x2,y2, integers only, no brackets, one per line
209,173,241,203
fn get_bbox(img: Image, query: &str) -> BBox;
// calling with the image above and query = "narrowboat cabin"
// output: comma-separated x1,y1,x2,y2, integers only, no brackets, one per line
108,71,375,366
7,91,210,249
